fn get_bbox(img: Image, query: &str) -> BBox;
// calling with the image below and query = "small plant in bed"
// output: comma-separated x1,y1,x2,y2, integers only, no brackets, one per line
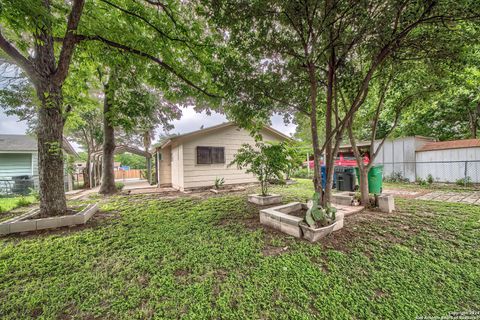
214,177,225,190
300,192,338,242
304,192,336,228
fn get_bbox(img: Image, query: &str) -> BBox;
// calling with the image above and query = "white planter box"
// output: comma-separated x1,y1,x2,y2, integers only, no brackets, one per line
300,222,337,242
260,202,305,237
260,202,345,239
0,203,99,236
248,194,282,205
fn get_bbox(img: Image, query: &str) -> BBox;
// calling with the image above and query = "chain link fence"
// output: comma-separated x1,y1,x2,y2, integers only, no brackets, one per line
0,173,76,196
292,160,480,187
381,160,480,186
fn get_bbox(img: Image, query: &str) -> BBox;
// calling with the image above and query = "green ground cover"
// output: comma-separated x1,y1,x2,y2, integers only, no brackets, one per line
0,180,478,319
0,196,36,222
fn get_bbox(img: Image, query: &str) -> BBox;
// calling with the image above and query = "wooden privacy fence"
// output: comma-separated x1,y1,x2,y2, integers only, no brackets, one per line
114,169,143,180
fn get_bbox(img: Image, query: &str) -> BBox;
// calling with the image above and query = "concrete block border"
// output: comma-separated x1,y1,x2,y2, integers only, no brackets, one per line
248,194,282,205
260,202,362,242
0,203,99,236
260,202,305,238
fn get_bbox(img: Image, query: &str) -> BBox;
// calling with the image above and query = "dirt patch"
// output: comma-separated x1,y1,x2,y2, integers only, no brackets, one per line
174,268,190,277
374,289,388,299
288,208,306,218
25,206,86,220
262,245,289,256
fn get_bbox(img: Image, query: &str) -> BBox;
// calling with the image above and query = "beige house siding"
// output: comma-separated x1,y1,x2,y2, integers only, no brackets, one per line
158,146,172,186
171,145,181,189
180,126,283,190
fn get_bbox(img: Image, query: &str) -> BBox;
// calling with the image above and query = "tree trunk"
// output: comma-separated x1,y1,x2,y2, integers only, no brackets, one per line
323,45,336,206
359,166,369,205
99,82,117,195
83,148,91,189
307,63,323,194
37,85,68,217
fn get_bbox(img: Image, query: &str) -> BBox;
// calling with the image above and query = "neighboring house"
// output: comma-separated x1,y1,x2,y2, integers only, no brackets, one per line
338,136,480,182
154,122,291,191
0,134,78,194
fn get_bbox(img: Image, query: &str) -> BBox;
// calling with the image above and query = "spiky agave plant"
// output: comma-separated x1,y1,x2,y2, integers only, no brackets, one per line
305,192,336,227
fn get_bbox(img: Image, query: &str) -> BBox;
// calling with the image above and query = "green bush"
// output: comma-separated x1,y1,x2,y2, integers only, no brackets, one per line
29,187,40,201
415,176,428,186
115,182,125,191
427,174,434,184
384,171,409,183
291,168,313,179
15,197,32,207
230,142,290,196
456,176,472,187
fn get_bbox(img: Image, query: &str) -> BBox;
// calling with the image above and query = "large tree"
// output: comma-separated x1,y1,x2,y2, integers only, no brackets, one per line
204,0,474,205
0,0,86,216
0,0,220,211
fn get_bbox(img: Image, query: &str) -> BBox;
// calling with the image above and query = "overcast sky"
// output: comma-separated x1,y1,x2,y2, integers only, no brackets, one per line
0,106,297,151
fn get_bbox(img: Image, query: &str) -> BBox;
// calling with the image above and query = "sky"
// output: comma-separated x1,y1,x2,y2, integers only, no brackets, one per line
0,106,297,151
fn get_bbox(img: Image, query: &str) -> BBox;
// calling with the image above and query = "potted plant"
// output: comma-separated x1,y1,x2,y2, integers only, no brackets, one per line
300,192,341,242
230,142,289,205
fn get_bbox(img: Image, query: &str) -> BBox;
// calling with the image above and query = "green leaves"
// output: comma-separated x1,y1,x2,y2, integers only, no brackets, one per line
230,141,291,196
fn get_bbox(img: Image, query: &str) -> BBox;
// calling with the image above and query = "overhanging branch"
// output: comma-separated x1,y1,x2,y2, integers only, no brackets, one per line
75,34,218,98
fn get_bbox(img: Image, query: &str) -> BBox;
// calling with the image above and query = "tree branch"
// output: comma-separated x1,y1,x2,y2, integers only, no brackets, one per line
0,27,38,84
76,34,217,98
54,0,86,85
99,0,186,43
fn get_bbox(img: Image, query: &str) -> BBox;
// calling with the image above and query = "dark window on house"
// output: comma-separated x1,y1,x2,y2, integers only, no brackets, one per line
196,146,225,164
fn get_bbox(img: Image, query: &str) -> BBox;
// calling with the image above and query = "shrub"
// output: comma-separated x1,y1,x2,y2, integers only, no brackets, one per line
456,176,472,187
291,168,313,179
384,171,409,183
115,182,125,191
29,187,40,201
415,176,428,186
427,174,434,184
230,142,289,196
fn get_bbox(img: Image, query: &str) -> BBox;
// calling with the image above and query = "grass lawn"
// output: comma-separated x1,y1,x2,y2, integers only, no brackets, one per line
0,196,36,221
0,180,479,319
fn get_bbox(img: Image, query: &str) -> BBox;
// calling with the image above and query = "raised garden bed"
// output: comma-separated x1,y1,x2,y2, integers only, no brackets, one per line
260,202,346,241
0,203,99,235
248,194,282,205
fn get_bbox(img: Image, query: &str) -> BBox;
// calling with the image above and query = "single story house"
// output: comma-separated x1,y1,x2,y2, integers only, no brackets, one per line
338,136,480,182
154,122,291,191
0,134,78,193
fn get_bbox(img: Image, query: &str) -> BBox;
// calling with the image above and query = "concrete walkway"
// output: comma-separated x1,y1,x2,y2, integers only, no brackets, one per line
416,191,480,205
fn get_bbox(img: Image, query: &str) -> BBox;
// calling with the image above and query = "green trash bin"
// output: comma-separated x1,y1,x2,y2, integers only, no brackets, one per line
355,165,383,194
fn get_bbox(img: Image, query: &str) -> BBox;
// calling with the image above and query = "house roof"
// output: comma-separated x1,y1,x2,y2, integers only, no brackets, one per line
158,122,292,149
0,134,79,157
416,139,480,152
338,136,435,151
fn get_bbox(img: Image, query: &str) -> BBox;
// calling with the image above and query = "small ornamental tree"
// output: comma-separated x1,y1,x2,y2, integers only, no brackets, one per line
230,142,289,196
